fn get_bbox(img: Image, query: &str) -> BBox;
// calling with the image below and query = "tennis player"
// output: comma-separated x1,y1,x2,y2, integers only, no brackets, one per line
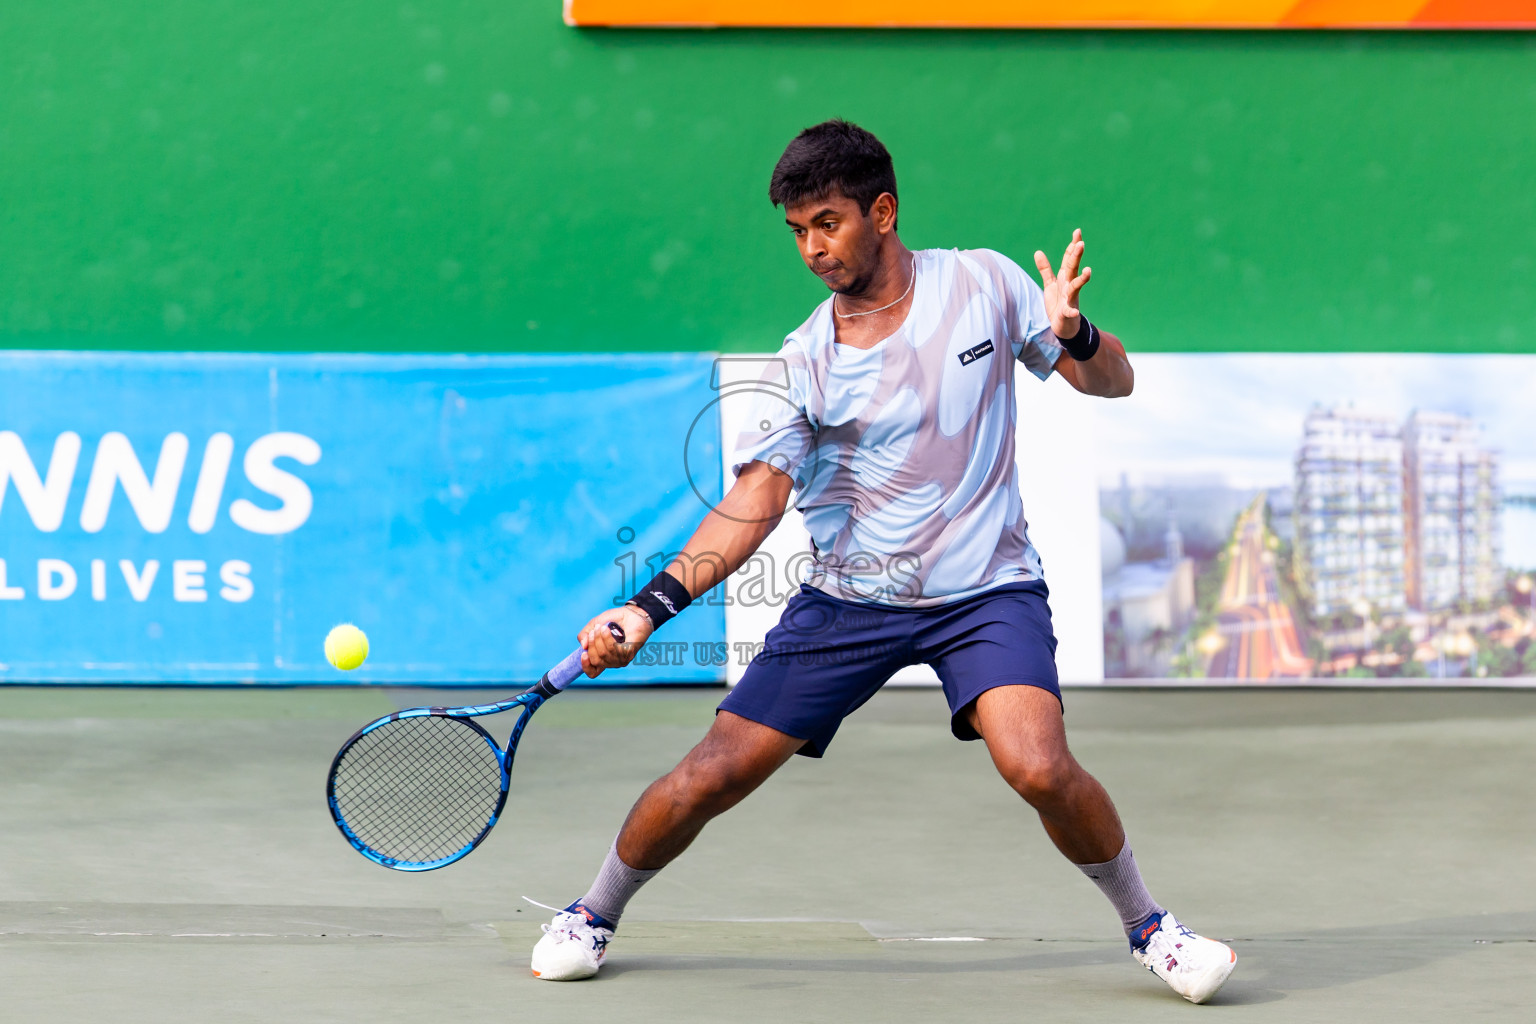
531,119,1236,1004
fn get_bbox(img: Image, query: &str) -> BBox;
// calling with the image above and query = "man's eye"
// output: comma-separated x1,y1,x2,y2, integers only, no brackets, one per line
822,222,835,230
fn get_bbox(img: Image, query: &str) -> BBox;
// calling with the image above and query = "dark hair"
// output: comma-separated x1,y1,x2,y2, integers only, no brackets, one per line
768,119,897,215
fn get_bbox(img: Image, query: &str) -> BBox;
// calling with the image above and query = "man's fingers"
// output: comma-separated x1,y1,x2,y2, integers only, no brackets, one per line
1033,250,1056,286
600,627,627,661
593,619,637,669
578,613,639,677
1066,267,1091,302
1061,238,1084,280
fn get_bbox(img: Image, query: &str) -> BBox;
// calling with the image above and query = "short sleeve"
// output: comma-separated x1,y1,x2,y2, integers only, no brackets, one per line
979,249,1063,382
728,354,816,489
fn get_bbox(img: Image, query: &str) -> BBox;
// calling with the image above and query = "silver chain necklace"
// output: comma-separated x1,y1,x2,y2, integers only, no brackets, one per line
833,254,915,319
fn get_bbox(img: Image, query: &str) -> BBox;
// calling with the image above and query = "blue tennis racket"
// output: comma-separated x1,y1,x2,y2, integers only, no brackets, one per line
326,623,625,871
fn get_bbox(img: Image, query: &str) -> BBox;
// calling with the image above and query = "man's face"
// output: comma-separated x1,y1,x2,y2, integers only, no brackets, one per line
784,192,883,296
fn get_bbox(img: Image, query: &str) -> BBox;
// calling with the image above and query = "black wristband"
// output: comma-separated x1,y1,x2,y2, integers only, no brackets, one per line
627,571,692,629
1058,316,1100,362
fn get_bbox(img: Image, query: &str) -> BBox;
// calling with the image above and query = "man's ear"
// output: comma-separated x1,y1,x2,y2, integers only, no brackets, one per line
872,192,898,233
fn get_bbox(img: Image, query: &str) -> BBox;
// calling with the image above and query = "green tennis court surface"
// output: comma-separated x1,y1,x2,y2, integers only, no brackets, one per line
2,687,1533,1021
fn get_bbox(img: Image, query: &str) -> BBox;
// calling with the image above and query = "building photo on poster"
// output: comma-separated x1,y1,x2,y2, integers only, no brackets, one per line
1097,354,1536,683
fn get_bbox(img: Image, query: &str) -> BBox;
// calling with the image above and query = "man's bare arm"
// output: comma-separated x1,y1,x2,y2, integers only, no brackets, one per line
1053,329,1134,398
1032,229,1132,398
660,459,795,597
579,460,794,674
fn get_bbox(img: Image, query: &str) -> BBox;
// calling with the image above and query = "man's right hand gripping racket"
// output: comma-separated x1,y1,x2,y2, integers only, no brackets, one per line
325,623,624,871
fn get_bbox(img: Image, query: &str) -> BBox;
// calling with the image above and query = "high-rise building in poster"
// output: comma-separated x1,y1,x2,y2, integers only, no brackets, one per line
1293,408,1407,618
1403,411,1501,611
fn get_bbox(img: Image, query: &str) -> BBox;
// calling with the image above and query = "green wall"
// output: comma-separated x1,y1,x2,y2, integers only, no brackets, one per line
2,5,1533,354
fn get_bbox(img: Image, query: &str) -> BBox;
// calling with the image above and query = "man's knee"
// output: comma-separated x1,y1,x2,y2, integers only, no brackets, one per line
649,711,803,823
663,729,786,817
664,755,753,817
994,748,1078,807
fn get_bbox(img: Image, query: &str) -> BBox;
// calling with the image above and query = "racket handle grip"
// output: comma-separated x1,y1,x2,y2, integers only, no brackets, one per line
540,622,627,695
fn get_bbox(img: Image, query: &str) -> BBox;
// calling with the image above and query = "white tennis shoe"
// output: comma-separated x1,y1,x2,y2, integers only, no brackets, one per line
529,901,614,981
1131,912,1236,1004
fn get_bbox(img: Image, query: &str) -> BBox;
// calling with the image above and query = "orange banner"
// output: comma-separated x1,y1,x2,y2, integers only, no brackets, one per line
564,1,1536,28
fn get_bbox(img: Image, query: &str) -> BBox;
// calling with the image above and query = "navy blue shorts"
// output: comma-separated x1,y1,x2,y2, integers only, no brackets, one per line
718,580,1060,758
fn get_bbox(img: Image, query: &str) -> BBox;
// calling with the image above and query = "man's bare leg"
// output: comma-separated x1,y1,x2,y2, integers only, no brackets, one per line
966,684,1165,937
530,712,803,980
615,710,805,870
965,683,1124,864
966,684,1235,1002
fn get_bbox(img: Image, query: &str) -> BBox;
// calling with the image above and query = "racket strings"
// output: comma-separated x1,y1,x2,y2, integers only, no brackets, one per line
331,715,505,864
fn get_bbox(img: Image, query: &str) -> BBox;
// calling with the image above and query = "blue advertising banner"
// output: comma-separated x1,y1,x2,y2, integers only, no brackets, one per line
0,352,724,683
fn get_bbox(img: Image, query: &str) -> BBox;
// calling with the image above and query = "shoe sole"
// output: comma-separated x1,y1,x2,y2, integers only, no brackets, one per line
1183,948,1237,1004
531,968,598,981
530,957,602,982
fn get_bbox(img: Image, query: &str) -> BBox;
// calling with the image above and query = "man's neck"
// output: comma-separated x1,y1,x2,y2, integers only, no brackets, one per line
835,241,913,315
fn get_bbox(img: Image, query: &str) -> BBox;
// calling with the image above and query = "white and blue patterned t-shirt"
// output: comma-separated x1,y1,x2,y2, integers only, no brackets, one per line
731,247,1064,608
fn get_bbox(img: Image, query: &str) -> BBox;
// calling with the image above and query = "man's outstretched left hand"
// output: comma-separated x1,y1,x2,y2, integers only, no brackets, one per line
1034,228,1092,341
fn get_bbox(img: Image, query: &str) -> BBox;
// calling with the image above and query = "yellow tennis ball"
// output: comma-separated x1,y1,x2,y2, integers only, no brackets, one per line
325,623,370,671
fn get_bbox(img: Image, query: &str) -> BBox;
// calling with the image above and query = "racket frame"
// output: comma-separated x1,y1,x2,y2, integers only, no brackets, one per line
326,686,557,871
326,625,619,871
